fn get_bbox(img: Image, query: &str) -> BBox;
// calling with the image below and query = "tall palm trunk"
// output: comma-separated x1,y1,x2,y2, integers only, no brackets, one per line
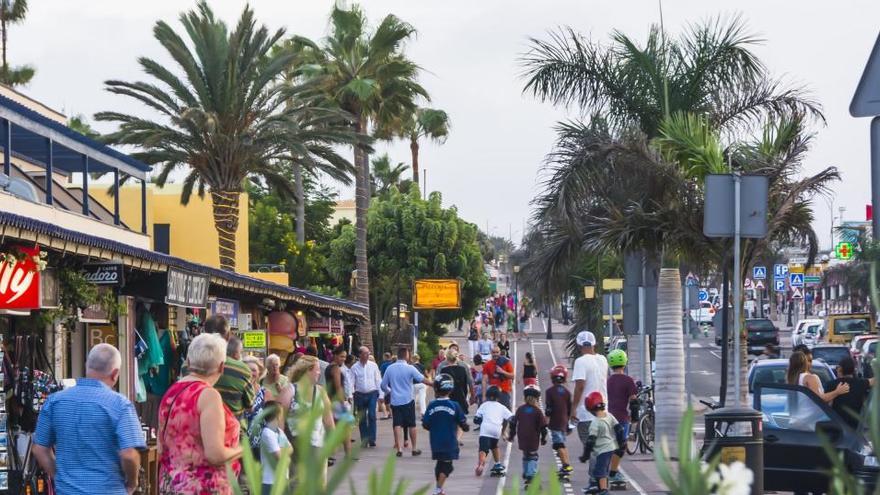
354,113,374,350
1,13,7,71
294,162,305,244
655,268,686,457
210,190,240,272
410,138,420,189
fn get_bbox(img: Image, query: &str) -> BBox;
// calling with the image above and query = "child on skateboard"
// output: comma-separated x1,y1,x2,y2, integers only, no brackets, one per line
474,386,513,477
508,387,547,487
544,364,573,479
423,373,470,495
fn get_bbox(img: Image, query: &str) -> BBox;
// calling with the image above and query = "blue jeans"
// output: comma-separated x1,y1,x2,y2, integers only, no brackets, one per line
354,390,378,443
522,451,539,478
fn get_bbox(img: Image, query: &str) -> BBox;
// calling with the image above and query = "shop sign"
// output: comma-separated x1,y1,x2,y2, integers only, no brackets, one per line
82,262,125,286
165,268,209,308
413,279,461,310
241,330,267,349
210,298,239,328
239,313,252,331
307,316,343,335
0,246,41,310
88,324,117,350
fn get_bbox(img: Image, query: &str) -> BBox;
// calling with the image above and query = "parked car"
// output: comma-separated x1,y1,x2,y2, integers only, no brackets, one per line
792,318,824,348
811,344,852,368
753,383,878,493
745,318,780,355
850,335,878,365
690,300,716,325
826,313,875,344
748,358,836,393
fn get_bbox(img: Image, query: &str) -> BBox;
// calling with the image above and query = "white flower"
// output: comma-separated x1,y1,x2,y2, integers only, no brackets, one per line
714,462,753,495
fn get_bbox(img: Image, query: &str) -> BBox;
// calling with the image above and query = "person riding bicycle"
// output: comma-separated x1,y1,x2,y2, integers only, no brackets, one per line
605,350,637,485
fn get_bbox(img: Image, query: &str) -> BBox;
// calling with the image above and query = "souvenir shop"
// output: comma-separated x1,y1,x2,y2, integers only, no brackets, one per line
0,216,367,494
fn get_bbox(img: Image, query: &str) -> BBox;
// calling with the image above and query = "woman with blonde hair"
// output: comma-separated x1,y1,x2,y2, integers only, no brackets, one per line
279,354,335,486
158,333,242,494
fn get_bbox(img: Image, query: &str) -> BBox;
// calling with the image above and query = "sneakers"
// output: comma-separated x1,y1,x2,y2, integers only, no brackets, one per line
559,464,574,474
609,472,627,484
491,463,505,474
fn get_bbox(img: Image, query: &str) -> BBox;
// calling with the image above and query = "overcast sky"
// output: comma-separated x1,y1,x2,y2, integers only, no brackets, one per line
14,0,880,249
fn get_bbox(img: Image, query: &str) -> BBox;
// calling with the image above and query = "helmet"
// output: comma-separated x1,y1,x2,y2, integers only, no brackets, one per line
607,349,628,368
434,373,455,393
585,391,605,411
485,386,500,401
550,365,568,383
523,386,541,400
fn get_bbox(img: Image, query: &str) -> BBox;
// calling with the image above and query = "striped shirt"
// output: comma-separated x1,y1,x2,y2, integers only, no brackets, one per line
34,378,145,494
215,356,255,417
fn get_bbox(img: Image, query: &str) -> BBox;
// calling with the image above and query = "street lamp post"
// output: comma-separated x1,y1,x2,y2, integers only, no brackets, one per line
513,265,520,336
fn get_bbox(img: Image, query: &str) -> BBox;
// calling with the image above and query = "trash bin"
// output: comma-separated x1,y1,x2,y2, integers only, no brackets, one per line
702,407,763,495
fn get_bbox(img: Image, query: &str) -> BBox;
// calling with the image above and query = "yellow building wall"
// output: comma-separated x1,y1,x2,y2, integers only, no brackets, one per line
89,184,289,285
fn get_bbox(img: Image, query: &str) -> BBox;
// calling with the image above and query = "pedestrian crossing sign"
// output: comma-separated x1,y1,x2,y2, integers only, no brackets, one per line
789,273,804,287
753,266,766,280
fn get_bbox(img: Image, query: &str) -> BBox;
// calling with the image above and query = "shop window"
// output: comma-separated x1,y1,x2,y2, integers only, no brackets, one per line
154,224,170,254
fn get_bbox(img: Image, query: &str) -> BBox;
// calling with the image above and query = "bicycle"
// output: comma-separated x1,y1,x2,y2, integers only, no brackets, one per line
626,384,655,454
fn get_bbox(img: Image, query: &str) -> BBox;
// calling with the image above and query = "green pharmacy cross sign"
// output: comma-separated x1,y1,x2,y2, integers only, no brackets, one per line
836,242,854,260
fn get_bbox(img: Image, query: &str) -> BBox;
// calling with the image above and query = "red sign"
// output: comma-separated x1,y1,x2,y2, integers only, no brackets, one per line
0,246,41,310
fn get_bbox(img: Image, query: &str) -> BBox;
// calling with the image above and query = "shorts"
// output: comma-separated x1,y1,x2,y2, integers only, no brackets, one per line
497,391,511,410
435,459,454,478
523,377,537,387
392,401,417,428
577,420,592,445
550,429,567,446
591,451,613,479
479,436,500,453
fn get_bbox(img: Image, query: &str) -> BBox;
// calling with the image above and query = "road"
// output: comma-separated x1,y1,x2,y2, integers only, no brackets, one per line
343,317,666,494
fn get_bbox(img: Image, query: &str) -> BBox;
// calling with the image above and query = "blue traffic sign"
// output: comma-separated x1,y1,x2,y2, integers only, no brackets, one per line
774,279,785,292
753,266,767,280
789,273,804,287
774,264,789,279
698,290,708,301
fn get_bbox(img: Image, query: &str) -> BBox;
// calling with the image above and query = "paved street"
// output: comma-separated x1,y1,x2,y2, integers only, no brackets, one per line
341,317,668,494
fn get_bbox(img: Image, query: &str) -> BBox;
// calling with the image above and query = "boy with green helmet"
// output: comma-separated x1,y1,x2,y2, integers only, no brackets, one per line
605,349,637,486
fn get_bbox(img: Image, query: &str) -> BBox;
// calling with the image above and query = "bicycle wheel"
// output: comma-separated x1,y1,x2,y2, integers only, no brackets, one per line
625,423,639,455
639,412,655,453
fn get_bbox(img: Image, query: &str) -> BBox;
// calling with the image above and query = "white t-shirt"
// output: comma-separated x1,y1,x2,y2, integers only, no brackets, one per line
475,400,514,438
571,353,609,422
260,426,290,484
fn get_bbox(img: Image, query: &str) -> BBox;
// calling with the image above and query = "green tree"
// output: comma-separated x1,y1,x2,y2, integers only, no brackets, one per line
328,188,489,351
67,114,99,139
370,154,410,196
291,5,428,349
379,107,450,185
0,0,33,86
96,1,357,272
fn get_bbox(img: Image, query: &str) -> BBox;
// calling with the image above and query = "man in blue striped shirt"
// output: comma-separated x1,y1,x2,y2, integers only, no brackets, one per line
33,343,145,494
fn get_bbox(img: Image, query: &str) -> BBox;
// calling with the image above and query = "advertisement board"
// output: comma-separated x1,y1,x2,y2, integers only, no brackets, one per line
0,246,41,310
413,279,461,310
165,268,209,308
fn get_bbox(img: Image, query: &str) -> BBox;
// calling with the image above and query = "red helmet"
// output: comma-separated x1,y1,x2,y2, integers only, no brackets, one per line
550,365,568,382
585,391,605,411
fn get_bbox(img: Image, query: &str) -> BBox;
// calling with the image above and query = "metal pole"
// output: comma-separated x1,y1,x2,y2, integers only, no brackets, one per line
685,284,691,403
871,117,880,241
546,304,553,339
733,172,742,407
639,285,647,386
413,311,419,353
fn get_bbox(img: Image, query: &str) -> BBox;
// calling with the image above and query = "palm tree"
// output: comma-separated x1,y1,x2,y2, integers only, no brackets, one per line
96,1,357,272
655,268,685,450
370,154,409,196
291,5,427,349
521,17,831,451
379,107,449,186
0,0,32,86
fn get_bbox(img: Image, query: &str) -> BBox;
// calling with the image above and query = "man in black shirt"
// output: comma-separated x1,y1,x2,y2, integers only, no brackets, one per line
830,356,874,429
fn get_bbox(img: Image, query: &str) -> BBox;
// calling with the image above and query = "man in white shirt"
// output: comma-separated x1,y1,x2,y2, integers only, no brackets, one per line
351,346,382,447
569,331,609,463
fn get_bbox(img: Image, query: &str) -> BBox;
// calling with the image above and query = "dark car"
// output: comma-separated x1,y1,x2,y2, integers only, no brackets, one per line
811,344,851,368
754,383,879,493
745,318,779,355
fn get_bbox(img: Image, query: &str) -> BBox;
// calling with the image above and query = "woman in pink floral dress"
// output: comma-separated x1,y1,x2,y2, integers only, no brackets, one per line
158,334,243,494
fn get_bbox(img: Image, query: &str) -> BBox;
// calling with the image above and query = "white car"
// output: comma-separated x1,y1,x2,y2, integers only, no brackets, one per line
792,318,824,348
690,301,716,325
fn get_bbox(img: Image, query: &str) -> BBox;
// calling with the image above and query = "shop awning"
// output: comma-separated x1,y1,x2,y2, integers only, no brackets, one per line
0,211,368,319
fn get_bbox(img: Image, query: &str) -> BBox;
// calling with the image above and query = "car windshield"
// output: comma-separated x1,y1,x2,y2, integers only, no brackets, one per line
833,318,871,335
747,320,775,332
813,347,850,365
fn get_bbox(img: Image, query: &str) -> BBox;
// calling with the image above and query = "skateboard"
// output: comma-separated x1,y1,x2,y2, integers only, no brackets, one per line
556,470,571,482
610,480,629,491
489,466,506,477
